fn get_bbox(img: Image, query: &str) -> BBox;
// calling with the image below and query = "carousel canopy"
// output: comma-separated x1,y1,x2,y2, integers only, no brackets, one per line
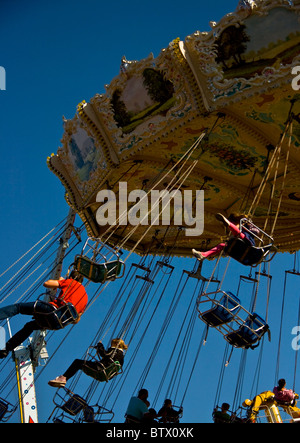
48,0,300,256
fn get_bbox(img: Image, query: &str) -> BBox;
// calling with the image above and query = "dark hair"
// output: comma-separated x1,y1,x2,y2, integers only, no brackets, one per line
278,379,286,389
138,389,148,398
228,213,246,224
69,270,84,283
222,403,230,410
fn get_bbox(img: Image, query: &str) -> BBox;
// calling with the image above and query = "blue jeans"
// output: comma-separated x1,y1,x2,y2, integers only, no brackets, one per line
0,301,54,321
0,301,56,352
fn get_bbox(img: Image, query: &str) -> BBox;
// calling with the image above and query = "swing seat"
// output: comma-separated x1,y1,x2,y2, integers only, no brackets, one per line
0,401,8,422
33,301,79,330
82,360,122,382
83,406,96,423
74,255,125,283
224,312,269,349
0,398,16,422
224,237,276,266
0,399,9,422
51,387,108,423
82,404,114,423
200,291,241,327
61,394,87,416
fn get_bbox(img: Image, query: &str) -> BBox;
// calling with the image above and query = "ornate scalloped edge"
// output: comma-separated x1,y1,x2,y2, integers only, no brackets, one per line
79,38,209,163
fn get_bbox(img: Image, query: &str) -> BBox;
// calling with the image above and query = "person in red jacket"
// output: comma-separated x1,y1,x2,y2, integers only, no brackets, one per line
0,271,88,358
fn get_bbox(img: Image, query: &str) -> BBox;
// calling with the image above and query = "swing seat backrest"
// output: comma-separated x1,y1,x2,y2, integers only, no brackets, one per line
200,291,241,327
224,313,268,349
34,302,79,330
0,399,9,422
224,237,273,266
61,394,87,416
74,255,125,283
83,406,95,423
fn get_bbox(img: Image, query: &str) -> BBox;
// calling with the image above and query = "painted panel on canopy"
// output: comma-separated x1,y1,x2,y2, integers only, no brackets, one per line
215,7,300,82
58,118,107,197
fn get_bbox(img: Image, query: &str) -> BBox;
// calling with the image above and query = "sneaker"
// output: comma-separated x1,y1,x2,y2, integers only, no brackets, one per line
215,213,230,227
192,249,204,261
0,350,8,359
48,375,67,387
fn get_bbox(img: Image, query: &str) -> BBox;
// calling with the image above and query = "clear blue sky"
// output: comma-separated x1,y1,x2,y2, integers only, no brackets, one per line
0,0,299,424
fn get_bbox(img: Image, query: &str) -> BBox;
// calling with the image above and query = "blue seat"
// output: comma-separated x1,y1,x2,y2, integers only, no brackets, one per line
200,291,241,327
224,312,269,349
61,393,87,416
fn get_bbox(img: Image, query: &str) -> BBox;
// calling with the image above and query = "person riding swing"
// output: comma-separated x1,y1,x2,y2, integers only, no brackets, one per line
0,271,88,359
193,213,275,266
48,338,128,387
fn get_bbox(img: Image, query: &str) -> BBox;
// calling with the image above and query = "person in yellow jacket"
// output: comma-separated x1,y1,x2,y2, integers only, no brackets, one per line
243,388,300,423
243,391,276,423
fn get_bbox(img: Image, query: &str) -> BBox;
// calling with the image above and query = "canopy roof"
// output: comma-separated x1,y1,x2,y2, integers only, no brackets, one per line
48,0,300,256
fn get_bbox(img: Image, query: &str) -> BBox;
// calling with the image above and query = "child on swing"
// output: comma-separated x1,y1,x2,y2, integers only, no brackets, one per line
192,213,260,261
48,338,128,387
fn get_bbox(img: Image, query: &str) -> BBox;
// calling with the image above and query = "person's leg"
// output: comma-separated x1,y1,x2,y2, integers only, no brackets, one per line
48,359,84,387
192,243,225,261
48,360,100,387
250,391,275,422
0,301,55,321
0,302,36,321
0,320,40,358
6,320,39,351
63,359,87,380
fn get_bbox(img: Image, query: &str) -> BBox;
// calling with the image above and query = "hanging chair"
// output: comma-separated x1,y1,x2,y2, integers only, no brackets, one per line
80,404,115,423
33,299,79,330
82,346,123,382
74,255,125,283
199,290,241,328
0,398,16,423
212,405,235,423
73,237,125,283
50,387,114,423
82,360,122,383
224,218,277,267
157,405,183,423
61,393,87,416
224,312,270,350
